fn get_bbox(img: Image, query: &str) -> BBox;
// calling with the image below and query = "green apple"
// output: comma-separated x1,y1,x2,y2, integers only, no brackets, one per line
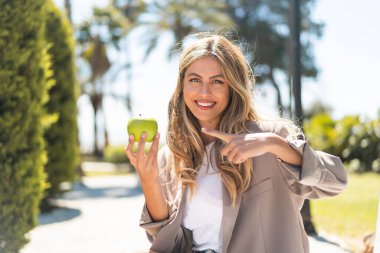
127,118,158,142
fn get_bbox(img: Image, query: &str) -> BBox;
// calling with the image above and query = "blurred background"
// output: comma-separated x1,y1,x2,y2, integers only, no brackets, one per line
0,0,379,253
58,0,380,154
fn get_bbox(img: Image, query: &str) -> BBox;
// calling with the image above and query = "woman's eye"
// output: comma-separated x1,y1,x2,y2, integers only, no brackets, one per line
212,79,224,85
189,78,200,83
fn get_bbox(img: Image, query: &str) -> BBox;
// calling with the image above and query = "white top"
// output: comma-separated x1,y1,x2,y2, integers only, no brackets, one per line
182,143,223,253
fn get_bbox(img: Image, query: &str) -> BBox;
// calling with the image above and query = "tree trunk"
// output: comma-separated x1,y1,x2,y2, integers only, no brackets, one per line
301,200,317,235
103,108,109,148
64,0,72,24
290,0,317,235
268,67,284,117
93,106,101,157
90,94,102,158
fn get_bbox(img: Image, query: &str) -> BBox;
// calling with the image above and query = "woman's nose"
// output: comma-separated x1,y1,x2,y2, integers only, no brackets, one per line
199,83,212,94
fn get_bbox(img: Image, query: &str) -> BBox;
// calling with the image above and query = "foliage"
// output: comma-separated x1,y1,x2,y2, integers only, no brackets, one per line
0,0,49,252
43,0,80,197
103,144,157,164
108,0,322,115
135,0,234,59
104,145,130,164
303,113,337,153
304,113,380,172
225,0,323,113
76,4,136,156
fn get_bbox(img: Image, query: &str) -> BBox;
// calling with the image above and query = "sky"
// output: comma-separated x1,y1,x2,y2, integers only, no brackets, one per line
54,0,380,152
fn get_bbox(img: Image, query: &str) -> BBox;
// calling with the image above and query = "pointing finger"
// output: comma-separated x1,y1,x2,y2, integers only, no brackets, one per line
201,128,232,143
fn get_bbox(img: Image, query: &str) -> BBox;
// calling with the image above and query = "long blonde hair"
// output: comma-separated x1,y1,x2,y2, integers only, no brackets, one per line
167,33,260,205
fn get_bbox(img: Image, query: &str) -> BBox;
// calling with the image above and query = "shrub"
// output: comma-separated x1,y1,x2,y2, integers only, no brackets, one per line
43,0,80,197
0,0,49,252
104,145,130,164
304,114,380,172
340,117,380,172
103,143,162,164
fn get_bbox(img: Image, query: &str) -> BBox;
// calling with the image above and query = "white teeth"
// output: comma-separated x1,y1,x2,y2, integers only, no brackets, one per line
197,101,215,107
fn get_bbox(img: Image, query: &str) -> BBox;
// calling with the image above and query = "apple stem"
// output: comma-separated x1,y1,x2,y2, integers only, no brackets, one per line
139,114,141,117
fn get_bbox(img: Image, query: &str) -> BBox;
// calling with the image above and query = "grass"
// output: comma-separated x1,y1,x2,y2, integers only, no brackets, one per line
311,172,380,249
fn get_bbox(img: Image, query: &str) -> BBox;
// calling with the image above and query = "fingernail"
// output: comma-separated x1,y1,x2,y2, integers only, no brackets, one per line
141,133,146,138
156,132,160,138
129,135,133,140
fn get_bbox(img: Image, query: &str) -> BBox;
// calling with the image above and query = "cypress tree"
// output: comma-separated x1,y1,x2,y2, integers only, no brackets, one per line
43,0,79,198
0,0,49,252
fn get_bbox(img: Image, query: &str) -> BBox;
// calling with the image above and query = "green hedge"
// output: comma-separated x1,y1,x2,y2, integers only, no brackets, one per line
104,145,130,164
0,0,49,252
103,144,160,164
304,114,380,172
43,0,79,197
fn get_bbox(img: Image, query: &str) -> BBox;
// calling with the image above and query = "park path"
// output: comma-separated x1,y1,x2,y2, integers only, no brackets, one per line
21,172,352,253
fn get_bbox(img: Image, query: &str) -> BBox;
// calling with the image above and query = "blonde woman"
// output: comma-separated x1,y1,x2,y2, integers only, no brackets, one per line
125,34,347,253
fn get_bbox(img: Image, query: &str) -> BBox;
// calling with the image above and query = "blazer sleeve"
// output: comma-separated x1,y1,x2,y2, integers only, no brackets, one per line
272,121,348,199
139,146,178,241
140,204,174,242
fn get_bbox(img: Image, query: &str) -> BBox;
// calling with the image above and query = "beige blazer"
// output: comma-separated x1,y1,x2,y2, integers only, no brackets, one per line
139,121,347,253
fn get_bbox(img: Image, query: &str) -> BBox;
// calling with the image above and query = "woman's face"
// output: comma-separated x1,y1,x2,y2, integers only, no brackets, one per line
183,56,230,130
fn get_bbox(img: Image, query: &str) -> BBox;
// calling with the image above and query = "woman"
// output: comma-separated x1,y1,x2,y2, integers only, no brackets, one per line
125,34,347,253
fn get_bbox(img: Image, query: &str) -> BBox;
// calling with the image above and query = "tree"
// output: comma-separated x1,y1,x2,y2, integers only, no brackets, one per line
77,4,138,156
64,0,72,23
43,0,79,200
0,0,49,251
225,0,323,116
137,0,234,59
81,36,111,156
289,0,318,234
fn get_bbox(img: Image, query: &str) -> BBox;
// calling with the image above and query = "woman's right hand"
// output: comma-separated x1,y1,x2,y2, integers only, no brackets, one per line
124,132,161,183
125,132,169,221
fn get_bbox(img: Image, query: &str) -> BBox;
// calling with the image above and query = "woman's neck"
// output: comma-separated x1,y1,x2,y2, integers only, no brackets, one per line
199,120,219,145
201,135,216,146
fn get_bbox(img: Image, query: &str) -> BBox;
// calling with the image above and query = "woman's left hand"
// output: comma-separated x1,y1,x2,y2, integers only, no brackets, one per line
202,127,302,166
201,128,277,164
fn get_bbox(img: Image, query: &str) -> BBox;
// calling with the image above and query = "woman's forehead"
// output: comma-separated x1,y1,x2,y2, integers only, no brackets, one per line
185,57,223,76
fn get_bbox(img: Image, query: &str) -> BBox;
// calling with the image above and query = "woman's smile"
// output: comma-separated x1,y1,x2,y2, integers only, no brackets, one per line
195,100,217,110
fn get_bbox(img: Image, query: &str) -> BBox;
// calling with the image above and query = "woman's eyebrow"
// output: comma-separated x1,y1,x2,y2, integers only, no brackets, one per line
186,73,225,79
210,74,225,79
186,73,201,78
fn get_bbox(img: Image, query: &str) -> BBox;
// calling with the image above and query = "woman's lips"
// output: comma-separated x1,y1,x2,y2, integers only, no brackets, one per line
196,100,216,110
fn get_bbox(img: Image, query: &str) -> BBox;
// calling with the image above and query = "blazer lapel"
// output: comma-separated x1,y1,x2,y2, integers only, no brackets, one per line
221,184,242,253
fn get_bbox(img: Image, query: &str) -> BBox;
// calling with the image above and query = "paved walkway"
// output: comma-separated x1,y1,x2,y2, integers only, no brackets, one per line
21,174,352,253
